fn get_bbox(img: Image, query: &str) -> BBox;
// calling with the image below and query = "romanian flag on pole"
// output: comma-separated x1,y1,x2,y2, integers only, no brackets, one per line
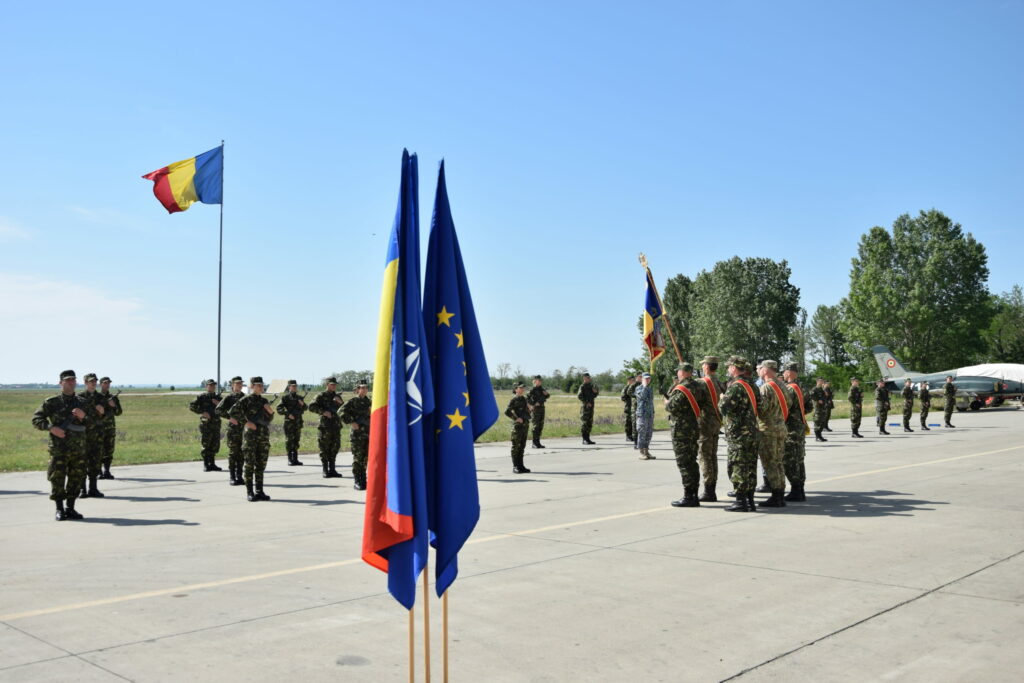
643,275,666,364
362,150,435,610
142,146,223,214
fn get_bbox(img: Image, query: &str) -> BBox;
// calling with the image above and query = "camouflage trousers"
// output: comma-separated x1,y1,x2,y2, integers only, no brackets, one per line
758,425,787,490
243,426,271,486
902,402,914,428
47,433,87,501
82,427,104,477
875,404,889,429
623,409,635,441
726,436,758,496
350,425,369,479
101,423,117,466
579,404,595,438
511,421,528,461
944,401,955,424
920,403,930,427
531,406,545,442
283,418,303,455
698,424,720,489
635,412,654,450
824,407,832,429
318,421,342,464
813,407,828,431
671,421,700,489
850,403,862,431
784,434,806,486
199,419,221,458
226,422,244,471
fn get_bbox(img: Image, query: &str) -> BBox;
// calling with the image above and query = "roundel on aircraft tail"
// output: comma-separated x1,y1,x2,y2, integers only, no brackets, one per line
886,359,896,368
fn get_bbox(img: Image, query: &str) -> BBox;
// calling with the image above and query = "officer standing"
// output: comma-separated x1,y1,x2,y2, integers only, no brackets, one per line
809,378,829,442
189,380,224,472
697,356,725,502
230,376,275,502
721,357,761,512
919,381,932,430
756,361,788,508
666,362,710,508
216,376,246,485
823,381,834,432
276,380,306,466
875,379,891,435
97,376,122,479
577,373,599,445
506,382,532,473
527,375,550,449
634,373,656,459
341,380,372,490
307,377,344,478
901,379,915,432
78,372,106,498
848,377,864,438
782,362,810,502
943,376,957,428
31,370,88,520
621,375,637,444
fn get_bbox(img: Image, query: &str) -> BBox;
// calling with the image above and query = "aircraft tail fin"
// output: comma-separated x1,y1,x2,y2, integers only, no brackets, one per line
871,345,921,379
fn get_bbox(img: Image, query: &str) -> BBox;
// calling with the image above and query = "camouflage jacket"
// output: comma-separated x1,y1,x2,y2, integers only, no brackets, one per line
874,386,890,406
505,395,530,422
189,392,223,422
634,384,654,417
98,390,123,424
527,385,550,408
920,387,931,407
216,391,245,423
577,383,599,403
809,386,827,408
824,387,834,409
77,389,106,430
780,381,805,435
229,394,275,429
944,382,956,401
697,375,725,429
665,377,709,428
847,385,863,406
720,378,760,441
620,383,636,412
758,379,788,430
901,385,915,404
341,395,371,427
307,390,344,424
276,392,308,424
32,392,89,433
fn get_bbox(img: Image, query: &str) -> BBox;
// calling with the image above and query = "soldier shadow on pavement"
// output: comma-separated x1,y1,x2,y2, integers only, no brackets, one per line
476,478,547,483
80,517,200,526
102,495,201,503
0,490,45,496
267,483,336,489
529,471,613,476
114,477,197,483
781,490,947,518
270,498,361,506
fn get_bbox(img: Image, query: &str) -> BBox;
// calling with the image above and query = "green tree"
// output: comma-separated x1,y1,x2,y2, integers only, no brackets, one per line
842,209,991,372
984,285,1024,362
809,304,850,366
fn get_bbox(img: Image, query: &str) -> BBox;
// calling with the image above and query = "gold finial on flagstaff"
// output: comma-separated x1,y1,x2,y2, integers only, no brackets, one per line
638,252,649,269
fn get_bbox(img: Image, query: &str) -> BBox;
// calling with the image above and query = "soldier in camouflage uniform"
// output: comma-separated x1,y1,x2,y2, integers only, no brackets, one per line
189,379,224,471
229,376,275,501
342,380,372,490
77,372,107,498
809,378,829,443
97,376,123,479
276,379,306,467
901,379,916,432
216,376,246,485
822,381,834,432
782,362,810,502
621,375,637,444
756,361,788,508
32,370,89,520
721,357,761,512
848,377,864,438
307,377,344,478
577,373,599,445
875,379,891,435
919,381,932,430
634,373,655,458
527,375,550,449
666,362,710,507
506,382,531,473
697,356,725,502
943,376,957,428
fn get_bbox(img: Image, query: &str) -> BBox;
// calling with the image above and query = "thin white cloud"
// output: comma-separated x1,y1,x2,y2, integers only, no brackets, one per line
0,218,31,241
67,206,149,233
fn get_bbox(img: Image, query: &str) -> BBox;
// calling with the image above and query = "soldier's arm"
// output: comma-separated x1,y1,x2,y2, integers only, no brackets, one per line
188,396,203,414
31,401,54,431
275,399,289,415
504,400,517,420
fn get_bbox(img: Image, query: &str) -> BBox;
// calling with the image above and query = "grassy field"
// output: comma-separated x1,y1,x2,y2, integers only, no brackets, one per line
1,390,683,472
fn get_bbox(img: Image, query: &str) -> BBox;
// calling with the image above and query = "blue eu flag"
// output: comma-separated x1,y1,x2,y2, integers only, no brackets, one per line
422,160,499,596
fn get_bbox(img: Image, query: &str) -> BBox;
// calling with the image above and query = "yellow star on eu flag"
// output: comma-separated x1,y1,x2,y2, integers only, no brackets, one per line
446,407,467,430
437,306,455,327
454,329,464,348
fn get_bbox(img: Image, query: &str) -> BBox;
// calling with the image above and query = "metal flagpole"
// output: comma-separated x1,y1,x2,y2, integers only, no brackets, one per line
216,140,224,387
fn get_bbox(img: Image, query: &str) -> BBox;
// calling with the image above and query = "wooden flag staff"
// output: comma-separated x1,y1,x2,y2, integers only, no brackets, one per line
442,591,449,682
409,608,415,683
423,571,432,682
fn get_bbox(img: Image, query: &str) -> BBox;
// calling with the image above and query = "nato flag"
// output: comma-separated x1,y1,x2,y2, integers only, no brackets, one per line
423,160,499,597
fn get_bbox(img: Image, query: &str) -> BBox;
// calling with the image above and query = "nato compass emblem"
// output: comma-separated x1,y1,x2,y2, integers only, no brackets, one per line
405,341,423,425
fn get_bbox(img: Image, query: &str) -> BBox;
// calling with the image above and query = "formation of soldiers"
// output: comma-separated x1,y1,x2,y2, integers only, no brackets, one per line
858,375,958,436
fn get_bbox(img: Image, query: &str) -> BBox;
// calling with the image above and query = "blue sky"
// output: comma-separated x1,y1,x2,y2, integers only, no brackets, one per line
1,1,1021,384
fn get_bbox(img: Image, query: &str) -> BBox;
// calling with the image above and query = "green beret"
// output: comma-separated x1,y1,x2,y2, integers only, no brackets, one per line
60,369,76,381
99,376,111,383
83,373,98,382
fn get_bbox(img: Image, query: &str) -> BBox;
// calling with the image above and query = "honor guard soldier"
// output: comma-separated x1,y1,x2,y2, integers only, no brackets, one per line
666,362,710,507
634,373,656,459
848,378,864,437
756,361,789,508
229,376,275,501
506,382,532,473
943,376,957,427
809,378,829,442
919,381,932,430
308,377,344,478
189,380,224,471
721,357,761,512
32,370,89,520
782,362,810,502
697,356,725,501
822,381,834,432
77,372,107,498
621,375,637,444
216,376,246,485
97,376,123,479
527,375,550,449
901,379,915,432
341,380,372,490
577,373,600,445
875,379,891,435
276,380,306,466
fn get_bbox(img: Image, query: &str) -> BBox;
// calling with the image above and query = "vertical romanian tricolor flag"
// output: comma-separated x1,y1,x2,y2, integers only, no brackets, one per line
142,146,223,214
643,275,666,365
362,150,434,610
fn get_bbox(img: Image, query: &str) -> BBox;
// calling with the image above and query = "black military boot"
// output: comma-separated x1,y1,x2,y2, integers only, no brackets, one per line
784,483,806,502
79,483,90,498
203,455,214,472
321,460,330,478
756,481,771,493
945,422,955,428
246,482,257,502
88,474,104,498
760,490,786,508
55,500,67,521
353,473,366,491
904,424,914,432
208,457,222,472
513,455,531,474
725,494,750,512
536,441,545,448
921,423,930,431
531,439,540,449
327,458,342,478
815,430,827,442
880,426,890,435
288,451,303,466
671,487,700,507
65,498,83,520
726,490,737,497
699,487,717,503
101,463,114,479
824,425,833,432
255,474,270,501
747,492,758,511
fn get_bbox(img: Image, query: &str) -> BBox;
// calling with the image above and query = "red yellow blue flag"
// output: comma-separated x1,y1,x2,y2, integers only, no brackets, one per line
643,276,666,364
142,146,223,214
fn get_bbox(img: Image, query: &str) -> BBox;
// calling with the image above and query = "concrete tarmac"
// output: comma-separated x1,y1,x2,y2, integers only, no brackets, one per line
2,408,1023,682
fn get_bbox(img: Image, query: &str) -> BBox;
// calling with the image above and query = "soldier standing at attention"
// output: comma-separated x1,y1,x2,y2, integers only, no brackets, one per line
943,376,957,428
823,381,834,432
621,375,637,444
189,380,224,472
276,380,306,466
341,380,372,490
230,376,275,502
901,379,916,432
697,356,725,502
666,362,710,507
782,362,810,502
756,361,788,508
577,373,599,445
32,370,88,521
307,377,343,478
634,373,656,459
848,377,864,438
506,382,532,473
97,376,122,479
809,378,829,443
721,357,761,512
527,375,550,449
216,376,246,485
875,379,891,435
78,373,106,498
919,381,932,430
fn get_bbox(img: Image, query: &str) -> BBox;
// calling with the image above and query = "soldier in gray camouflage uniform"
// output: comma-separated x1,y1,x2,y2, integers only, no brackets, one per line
666,362,711,507
577,373,599,445
32,370,89,520
189,380,224,471
721,357,761,512
216,376,246,485
527,375,550,449
97,376,122,479
634,373,655,458
506,383,531,473
276,379,306,466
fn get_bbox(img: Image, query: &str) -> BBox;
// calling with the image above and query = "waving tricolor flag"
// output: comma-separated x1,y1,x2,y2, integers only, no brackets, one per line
142,146,223,214
643,275,666,364
362,150,435,609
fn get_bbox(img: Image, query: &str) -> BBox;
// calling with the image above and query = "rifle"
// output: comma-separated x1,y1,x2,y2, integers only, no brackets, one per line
250,394,279,428
197,393,223,421
58,397,87,433
285,392,308,418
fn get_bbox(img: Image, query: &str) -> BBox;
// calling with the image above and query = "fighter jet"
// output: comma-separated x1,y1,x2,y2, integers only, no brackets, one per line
872,345,1024,411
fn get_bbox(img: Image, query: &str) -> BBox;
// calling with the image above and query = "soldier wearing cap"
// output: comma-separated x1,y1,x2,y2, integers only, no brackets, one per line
943,376,956,428
31,370,89,520
216,376,247,484
697,355,725,501
918,381,932,430
900,378,916,433
620,374,638,444
848,377,864,438
276,379,306,467
307,377,344,478
97,376,122,479
822,380,835,432
720,357,761,512
527,375,550,449
505,382,532,473
77,372,107,498
875,379,891,435
189,379,224,472
782,362,810,501
341,379,372,490
577,373,600,445
809,378,829,442
755,360,788,508
634,373,656,458
229,376,275,501
665,362,712,507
